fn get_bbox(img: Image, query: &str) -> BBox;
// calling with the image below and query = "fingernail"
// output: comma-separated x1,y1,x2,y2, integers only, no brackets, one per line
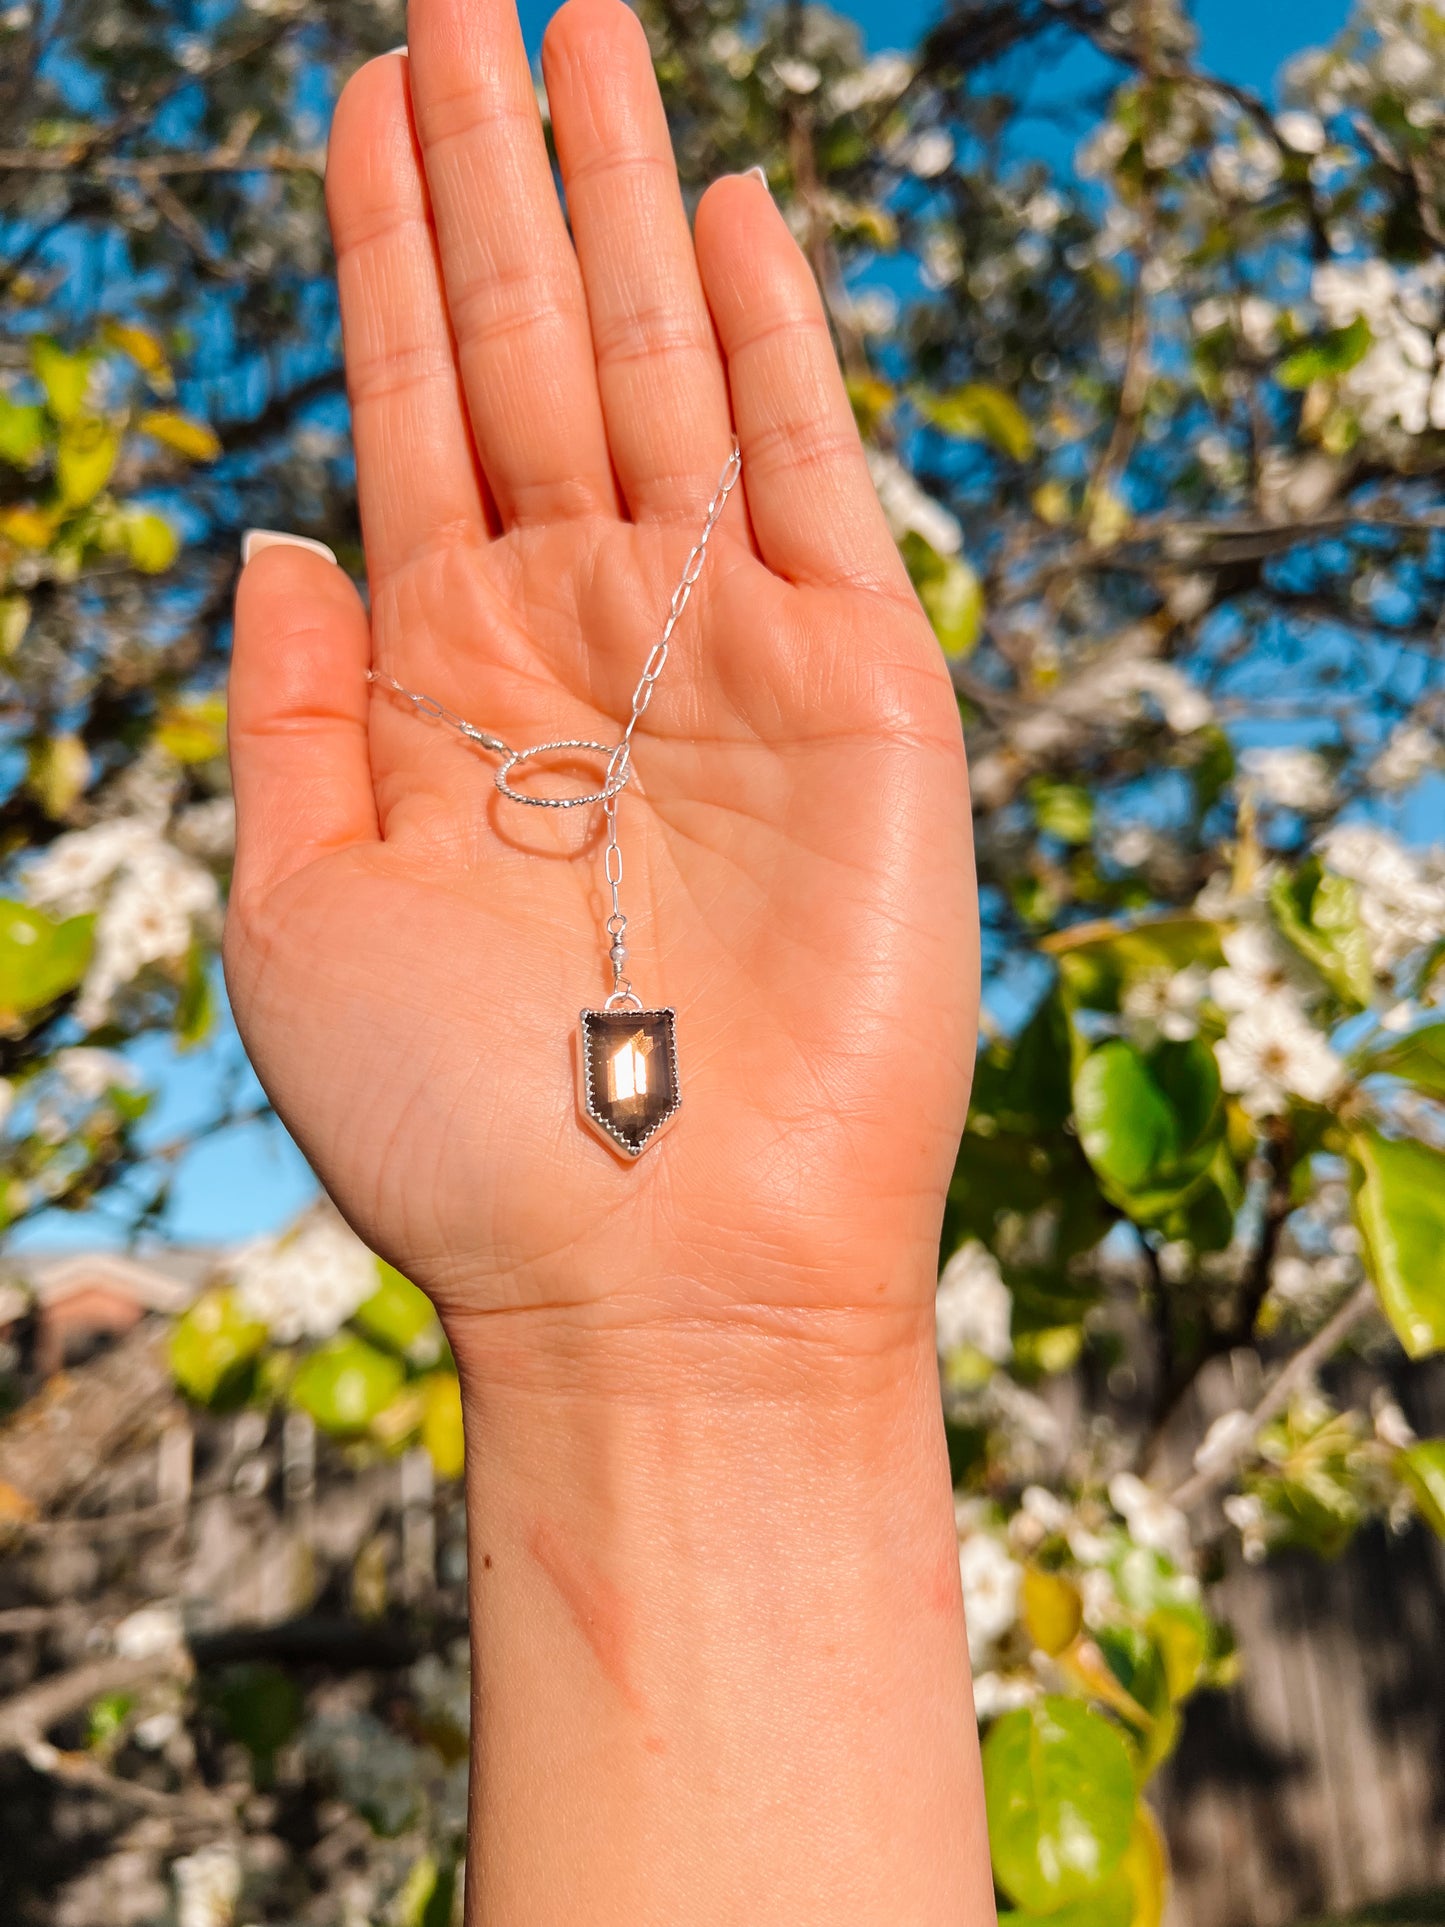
241,530,338,567
384,44,408,55
746,165,771,194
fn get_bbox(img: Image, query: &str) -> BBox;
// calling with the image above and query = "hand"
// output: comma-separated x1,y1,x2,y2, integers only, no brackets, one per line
228,12,993,1916
225,0,978,1364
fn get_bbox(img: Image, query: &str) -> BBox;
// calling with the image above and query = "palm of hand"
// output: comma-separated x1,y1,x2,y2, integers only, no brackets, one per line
225,0,977,1337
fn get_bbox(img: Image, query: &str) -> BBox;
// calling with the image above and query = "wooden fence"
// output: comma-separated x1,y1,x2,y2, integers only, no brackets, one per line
1158,1363,1445,1927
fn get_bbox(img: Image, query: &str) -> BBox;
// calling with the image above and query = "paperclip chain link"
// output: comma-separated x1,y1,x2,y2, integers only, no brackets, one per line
366,440,742,1005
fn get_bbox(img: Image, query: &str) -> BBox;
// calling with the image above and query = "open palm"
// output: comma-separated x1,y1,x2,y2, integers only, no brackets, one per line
225,0,978,1342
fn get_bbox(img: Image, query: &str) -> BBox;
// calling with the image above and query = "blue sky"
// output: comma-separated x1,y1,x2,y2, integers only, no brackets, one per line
14,0,1352,1253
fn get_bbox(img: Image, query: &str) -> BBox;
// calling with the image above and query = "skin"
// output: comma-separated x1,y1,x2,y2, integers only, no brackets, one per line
224,0,994,1918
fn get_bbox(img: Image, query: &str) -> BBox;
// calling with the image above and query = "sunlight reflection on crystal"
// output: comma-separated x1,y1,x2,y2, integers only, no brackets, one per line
608,1032,655,1104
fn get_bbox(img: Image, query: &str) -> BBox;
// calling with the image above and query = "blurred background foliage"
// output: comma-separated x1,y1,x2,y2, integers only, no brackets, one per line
1,0,1444,1922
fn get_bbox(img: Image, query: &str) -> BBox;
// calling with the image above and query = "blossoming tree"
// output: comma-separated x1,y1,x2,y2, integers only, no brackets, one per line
1,0,1443,1920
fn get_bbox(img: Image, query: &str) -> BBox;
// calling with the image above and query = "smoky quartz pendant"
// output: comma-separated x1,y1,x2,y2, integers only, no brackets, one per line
577,1007,681,1159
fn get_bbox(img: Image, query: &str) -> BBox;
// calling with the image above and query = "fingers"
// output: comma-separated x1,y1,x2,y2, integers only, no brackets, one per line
542,0,734,523
229,541,378,901
328,54,493,583
694,175,910,596
405,0,617,527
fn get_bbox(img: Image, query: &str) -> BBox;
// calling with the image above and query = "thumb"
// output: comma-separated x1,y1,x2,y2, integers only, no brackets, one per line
228,532,379,903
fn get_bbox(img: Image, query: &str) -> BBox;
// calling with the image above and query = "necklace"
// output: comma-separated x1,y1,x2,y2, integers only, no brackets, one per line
366,440,743,1163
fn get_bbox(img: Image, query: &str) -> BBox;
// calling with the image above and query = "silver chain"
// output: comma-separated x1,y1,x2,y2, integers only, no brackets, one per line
367,440,743,1010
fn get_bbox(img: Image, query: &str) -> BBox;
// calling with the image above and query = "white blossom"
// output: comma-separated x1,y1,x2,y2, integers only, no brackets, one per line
1373,1395,1415,1450
1223,1492,1268,1563
1092,659,1213,734
1209,132,1284,202
115,1602,185,1659
958,1531,1022,1663
1371,721,1439,791
1023,189,1066,233
1276,109,1326,154
972,1670,1040,1720
1121,964,1208,1047
173,796,237,861
1108,1471,1193,1569
1215,994,1345,1116
232,1216,378,1343
904,129,954,178
173,1845,241,1927
1239,295,1280,354
838,288,898,336
828,51,912,111
28,818,219,1029
1192,1408,1254,1476
866,448,962,555
936,1240,1013,1362
1209,923,1312,1014
55,1047,136,1102
921,231,963,289
1312,259,1445,437
1319,823,1445,969
771,56,820,93
1240,746,1334,812
26,819,156,919
1078,1565,1118,1627
1021,1484,1071,1534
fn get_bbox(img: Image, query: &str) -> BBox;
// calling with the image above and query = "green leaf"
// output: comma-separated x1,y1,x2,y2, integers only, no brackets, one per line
1030,777,1094,845
0,396,46,468
1073,1038,1220,1219
1349,1129,1445,1357
1277,315,1372,389
155,695,227,764
1120,1805,1169,1927
1045,916,1224,1015
170,1288,268,1405
1359,1020,1445,1101
177,943,214,1049
31,338,92,423
1398,1441,1445,1535
0,899,94,1021
1271,858,1374,1009
921,553,985,658
208,1663,304,1778
0,594,30,659
353,1261,446,1367
982,1697,1136,1914
26,733,91,819
289,1334,406,1434
1076,1041,1177,1194
87,1692,134,1749
101,319,172,386
919,382,1036,460
138,408,221,461
999,1878,1134,1927
1022,1566,1082,1657
420,1371,465,1479
122,509,180,574
56,419,120,508
902,533,985,658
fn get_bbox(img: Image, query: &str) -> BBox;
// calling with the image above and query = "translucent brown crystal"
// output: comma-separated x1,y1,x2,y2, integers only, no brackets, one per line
577,1008,680,1157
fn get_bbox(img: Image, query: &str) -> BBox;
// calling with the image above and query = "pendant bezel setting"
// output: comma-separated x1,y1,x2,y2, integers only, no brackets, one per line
576,1006,681,1160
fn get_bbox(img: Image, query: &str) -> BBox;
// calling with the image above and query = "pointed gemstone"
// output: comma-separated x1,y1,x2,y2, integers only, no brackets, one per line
577,1008,680,1158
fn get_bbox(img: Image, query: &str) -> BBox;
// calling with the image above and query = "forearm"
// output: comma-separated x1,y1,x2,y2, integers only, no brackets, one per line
456,1303,996,1926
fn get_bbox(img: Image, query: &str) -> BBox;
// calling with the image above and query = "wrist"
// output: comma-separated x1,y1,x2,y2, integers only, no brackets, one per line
454,1310,995,1926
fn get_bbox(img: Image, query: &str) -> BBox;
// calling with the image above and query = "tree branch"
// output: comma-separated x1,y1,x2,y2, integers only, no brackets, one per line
1170,1279,1377,1511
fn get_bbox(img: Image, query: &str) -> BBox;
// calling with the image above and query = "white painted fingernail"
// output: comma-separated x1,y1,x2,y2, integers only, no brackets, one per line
384,44,408,55
241,530,338,567
746,165,770,193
